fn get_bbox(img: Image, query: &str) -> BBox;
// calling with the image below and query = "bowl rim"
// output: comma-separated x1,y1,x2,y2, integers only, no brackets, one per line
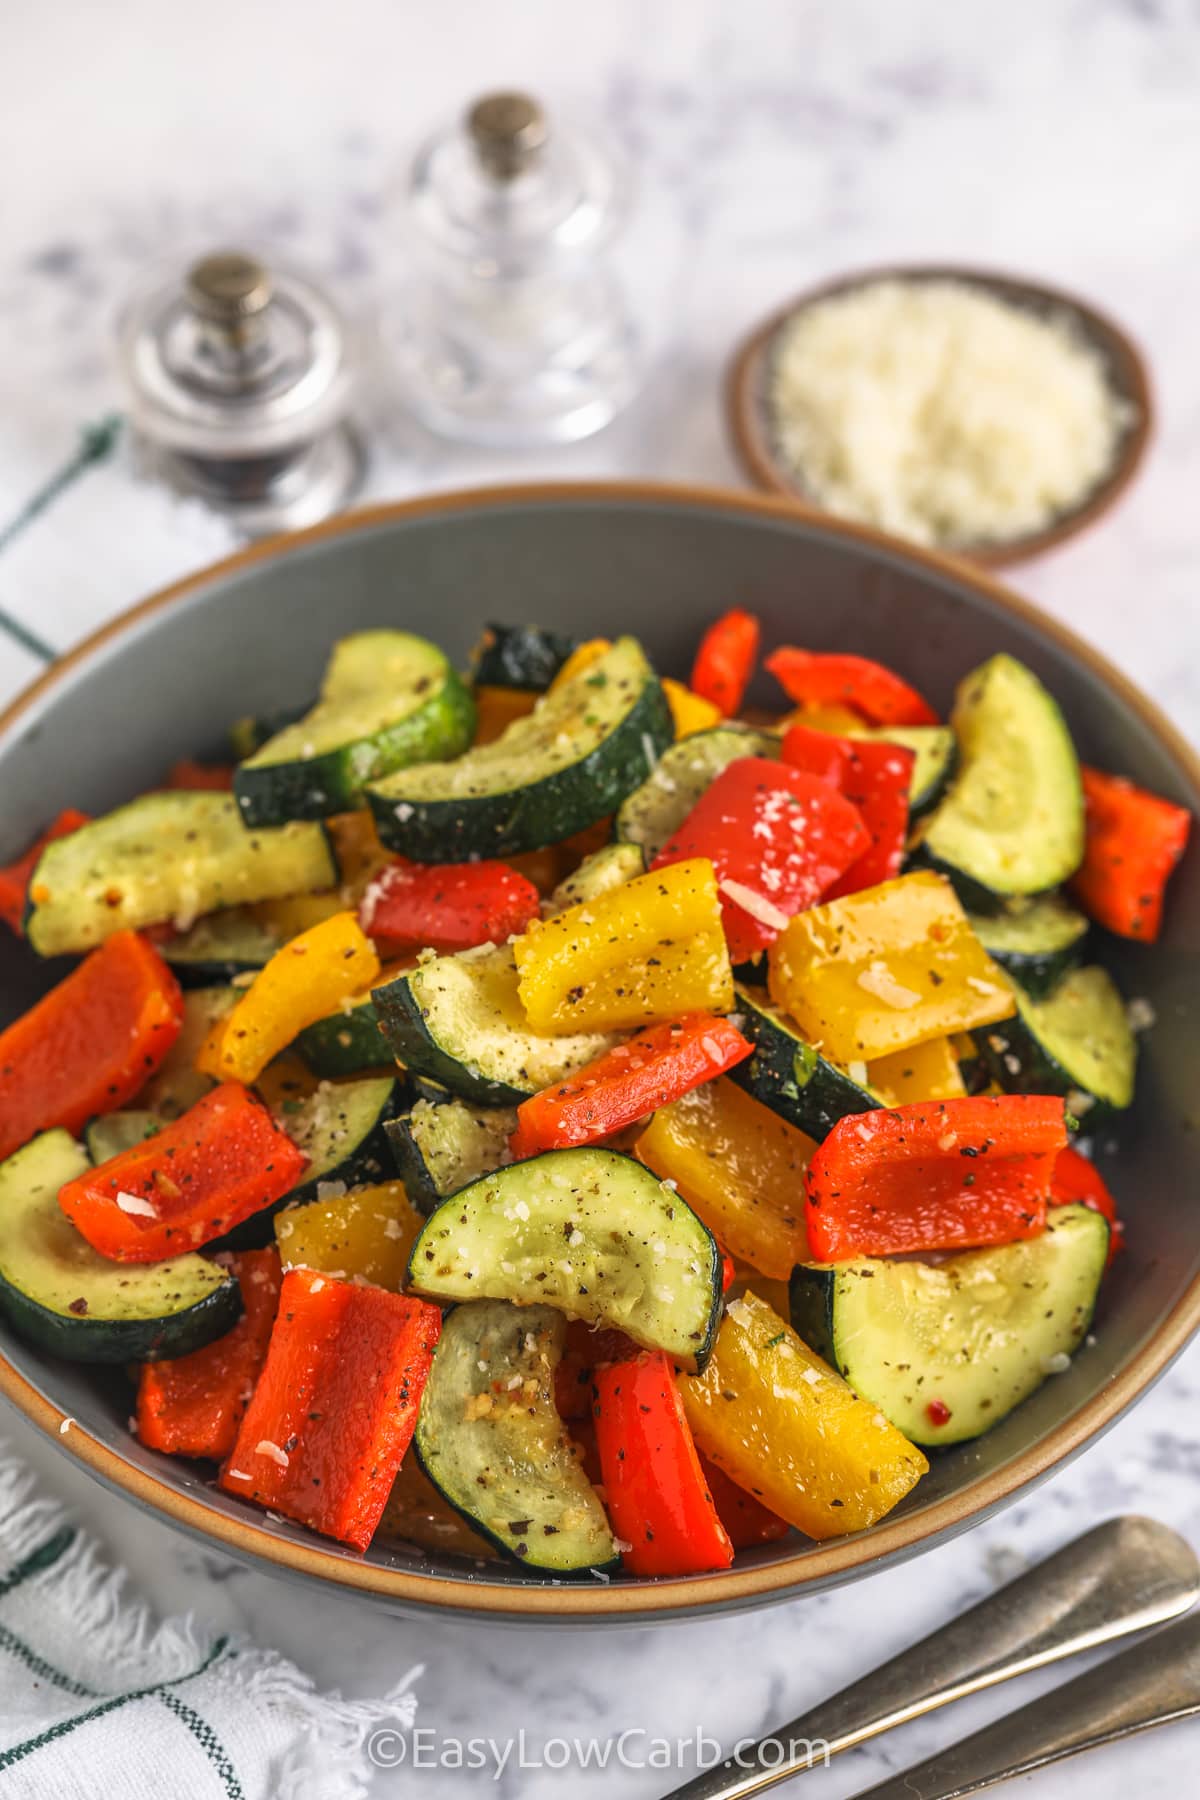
726,261,1155,569
1,476,1197,1621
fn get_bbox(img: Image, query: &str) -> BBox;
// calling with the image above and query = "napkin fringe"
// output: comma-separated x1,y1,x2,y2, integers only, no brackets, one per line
0,1445,422,1797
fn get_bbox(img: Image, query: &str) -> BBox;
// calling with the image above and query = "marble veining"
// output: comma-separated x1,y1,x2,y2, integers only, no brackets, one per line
2,1,1200,1792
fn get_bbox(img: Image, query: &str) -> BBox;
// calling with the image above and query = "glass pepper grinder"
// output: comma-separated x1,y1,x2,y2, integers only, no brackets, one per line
117,251,364,537
383,91,642,447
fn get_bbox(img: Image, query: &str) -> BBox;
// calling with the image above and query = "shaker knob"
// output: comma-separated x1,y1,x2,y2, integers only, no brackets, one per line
467,91,549,180
185,251,274,325
117,248,363,535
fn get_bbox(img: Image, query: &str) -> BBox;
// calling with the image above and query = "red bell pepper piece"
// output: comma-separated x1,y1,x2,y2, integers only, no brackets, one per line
220,1267,441,1550
698,1454,791,1548
166,759,235,792
0,808,90,935
690,608,761,718
782,722,914,898
805,1095,1066,1259
1070,766,1190,944
508,1014,752,1158
651,757,869,961
135,1248,283,1459
554,1320,639,1420
360,856,541,954
58,1081,306,1262
593,1350,734,1576
0,931,183,1163
766,648,938,727
1051,1145,1124,1262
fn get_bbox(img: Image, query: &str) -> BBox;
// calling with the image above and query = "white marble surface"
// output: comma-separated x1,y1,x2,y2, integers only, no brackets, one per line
2,1,1200,1793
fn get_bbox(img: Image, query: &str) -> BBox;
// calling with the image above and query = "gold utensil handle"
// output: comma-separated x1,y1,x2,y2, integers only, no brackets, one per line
659,1517,1198,1800
848,1608,1200,1799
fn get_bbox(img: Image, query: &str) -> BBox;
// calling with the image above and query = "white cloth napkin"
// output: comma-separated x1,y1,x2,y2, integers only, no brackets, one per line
0,1447,420,1799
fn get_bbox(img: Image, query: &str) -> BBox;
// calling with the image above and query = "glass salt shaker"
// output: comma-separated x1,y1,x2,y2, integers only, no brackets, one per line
117,251,364,536
382,91,642,446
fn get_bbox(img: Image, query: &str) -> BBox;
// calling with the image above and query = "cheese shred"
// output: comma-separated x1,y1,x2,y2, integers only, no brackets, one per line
768,277,1130,549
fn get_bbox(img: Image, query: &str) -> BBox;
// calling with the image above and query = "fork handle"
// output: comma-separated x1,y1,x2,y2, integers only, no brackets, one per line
848,1608,1200,1798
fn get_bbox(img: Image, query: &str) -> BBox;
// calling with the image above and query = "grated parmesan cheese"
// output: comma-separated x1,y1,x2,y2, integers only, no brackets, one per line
768,278,1130,549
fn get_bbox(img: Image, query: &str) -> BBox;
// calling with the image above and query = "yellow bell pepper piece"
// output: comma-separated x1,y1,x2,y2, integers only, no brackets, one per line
548,638,610,692
662,678,722,738
196,910,381,1083
473,684,539,746
325,809,391,895
678,1290,928,1537
274,1179,422,1289
768,870,1014,1064
726,1264,792,1321
869,1036,968,1106
780,703,866,733
513,858,733,1034
249,889,346,940
638,1077,813,1278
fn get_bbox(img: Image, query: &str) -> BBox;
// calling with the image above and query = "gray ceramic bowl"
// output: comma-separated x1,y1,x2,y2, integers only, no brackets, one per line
1,482,1196,1624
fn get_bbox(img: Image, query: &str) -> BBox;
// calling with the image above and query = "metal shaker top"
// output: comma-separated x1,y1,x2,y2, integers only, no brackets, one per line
117,250,358,460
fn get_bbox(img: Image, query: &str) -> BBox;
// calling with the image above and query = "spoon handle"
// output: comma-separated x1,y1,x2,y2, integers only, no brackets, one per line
848,1608,1200,1799
659,1516,1198,1800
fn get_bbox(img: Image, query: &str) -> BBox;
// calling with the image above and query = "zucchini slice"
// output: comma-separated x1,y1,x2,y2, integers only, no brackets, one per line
220,1069,405,1248
471,623,578,691
161,906,282,986
293,990,390,1077
408,1147,723,1372
846,724,957,817
729,985,881,1141
980,964,1136,1116
372,943,619,1106
918,654,1084,905
84,1110,162,1164
234,631,475,826
968,893,1089,1000
24,793,337,958
367,637,672,860
789,1204,1108,1446
386,1095,516,1214
547,842,644,914
139,986,237,1119
614,724,779,862
229,705,306,762
415,1300,617,1574
0,1130,240,1363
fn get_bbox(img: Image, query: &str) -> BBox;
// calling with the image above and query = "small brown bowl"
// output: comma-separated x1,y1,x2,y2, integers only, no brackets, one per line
727,264,1154,568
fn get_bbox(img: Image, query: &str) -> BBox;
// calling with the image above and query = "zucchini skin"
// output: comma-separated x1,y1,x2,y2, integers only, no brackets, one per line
967,899,1090,1002
729,987,880,1141
368,677,674,862
234,668,476,827
0,1268,241,1365
385,1099,516,1215
472,624,578,691
386,1116,444,1212
294,997,391,1078
910,845,1035,916
373,970,529,1107
971,937,1086,1002
229,705,307,761
978,983,1134,1119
